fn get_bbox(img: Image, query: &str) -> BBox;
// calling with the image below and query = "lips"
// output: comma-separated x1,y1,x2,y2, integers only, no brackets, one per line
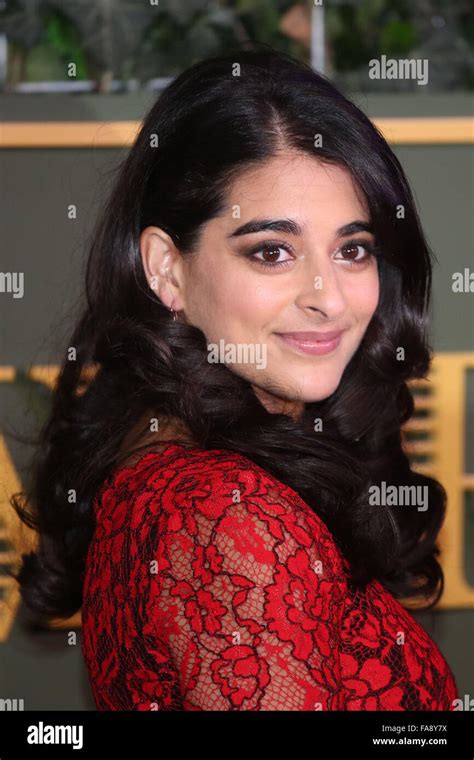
275,330,344,342
274,330,345,356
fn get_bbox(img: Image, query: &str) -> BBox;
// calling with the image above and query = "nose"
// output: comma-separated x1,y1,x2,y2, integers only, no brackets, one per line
294,257,346,319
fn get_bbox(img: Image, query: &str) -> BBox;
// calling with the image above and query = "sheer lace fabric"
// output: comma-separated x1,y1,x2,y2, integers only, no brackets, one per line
81,444,459,711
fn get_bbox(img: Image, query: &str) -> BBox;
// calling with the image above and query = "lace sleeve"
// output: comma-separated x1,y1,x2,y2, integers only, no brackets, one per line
140,461,347,711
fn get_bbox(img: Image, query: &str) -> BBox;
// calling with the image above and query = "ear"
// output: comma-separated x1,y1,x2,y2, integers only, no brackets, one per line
139,226,186,312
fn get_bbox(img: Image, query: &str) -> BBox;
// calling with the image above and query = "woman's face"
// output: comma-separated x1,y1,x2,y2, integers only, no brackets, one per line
142,152,380,419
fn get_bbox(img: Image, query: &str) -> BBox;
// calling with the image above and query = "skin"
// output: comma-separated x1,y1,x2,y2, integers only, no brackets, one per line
140,151,379,421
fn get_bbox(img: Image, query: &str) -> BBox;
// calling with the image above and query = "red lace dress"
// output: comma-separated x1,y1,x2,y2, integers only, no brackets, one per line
81,443,459,711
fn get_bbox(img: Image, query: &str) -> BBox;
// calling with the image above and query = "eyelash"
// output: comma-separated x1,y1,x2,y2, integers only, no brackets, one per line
243,239,380,269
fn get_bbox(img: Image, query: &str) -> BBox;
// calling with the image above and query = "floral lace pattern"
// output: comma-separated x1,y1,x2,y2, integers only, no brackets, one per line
81,444,459,710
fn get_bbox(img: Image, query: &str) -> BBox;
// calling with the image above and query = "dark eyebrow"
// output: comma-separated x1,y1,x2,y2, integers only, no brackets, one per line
228,218,373,238
228,218,303,238
337,221,374,237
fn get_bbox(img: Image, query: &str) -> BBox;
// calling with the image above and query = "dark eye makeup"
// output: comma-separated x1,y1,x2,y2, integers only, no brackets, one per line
241,238,381,270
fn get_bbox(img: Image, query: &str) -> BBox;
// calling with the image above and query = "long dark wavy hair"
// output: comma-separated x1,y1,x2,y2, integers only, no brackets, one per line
11,44,448,626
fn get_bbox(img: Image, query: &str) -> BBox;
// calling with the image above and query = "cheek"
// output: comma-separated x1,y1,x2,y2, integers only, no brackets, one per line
186,262,268,334
246,282,288,318
347,270,379,322
197,268,283,326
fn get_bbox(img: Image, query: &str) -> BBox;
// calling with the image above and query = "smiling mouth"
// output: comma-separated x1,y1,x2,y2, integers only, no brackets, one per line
274,331,345,356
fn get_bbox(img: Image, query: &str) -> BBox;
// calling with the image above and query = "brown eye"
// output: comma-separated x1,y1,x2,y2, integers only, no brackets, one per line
258,245,289,263
343,244,366,261
334,240,376,267
244,242,295,269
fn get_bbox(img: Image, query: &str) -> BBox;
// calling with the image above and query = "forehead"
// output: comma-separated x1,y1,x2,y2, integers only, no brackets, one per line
222,152,369,223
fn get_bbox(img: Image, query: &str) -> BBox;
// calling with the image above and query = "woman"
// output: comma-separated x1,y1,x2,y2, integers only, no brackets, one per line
12,46,459,711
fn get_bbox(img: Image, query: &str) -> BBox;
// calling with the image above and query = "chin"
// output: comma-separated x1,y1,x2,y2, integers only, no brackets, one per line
294,375,343,403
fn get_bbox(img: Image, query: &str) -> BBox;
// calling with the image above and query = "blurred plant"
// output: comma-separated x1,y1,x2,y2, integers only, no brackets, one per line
380,18,418,55
0,0,157,90
323,0,473,90
325,0,419,72
0,0,472,91
135,0,298,80
0,0,46,86
44,12,88,79
21,11,88,83
56,0,156,91
0,0,298,90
